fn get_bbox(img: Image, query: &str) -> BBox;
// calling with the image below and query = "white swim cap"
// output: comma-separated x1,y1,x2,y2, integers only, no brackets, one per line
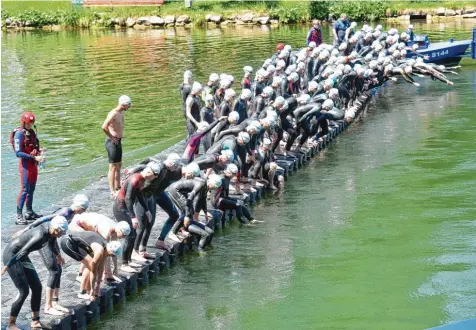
72,194,89,211
225,163,239,175
166,153,183,166
220,150,234,162
243,66,253,73
184,162,201,177
106,241,123,257
263,86,274,97
274,96,285,106
146,162,162,175
241,89,252,99
225,88,236,98
184,70,193,79
192,82,202,93
209,73,219,82
228,111,240,123
51,216,68,232
207,174,223,189
115,221,131,236
119,95,131,106
238,131,251,144
263,138,272,146
322,99,334,110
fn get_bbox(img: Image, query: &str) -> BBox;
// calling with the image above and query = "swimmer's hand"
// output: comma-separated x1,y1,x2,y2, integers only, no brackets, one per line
184,216,191,228
219,116,228,120
131,217,139,229
1,266,7,276
413,82,420,87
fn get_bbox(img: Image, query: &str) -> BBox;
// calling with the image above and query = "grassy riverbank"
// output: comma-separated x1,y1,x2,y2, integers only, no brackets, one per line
2,1,476,29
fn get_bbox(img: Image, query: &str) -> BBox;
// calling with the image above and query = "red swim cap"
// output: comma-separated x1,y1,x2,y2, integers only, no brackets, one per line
276,43,285,51
21,112,36,124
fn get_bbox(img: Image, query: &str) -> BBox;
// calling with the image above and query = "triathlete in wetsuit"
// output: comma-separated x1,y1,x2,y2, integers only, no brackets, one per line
234,89,252,124
211,164,261,225
183,117,226,163
2,216,68,330
185,82,202,139
113,165,158,273
126,154,184,253
179,70,193,118
251,86,273,119
166,176,221,252
241,66,253,90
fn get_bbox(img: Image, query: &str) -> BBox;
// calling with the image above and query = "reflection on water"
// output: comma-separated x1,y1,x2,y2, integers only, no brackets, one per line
2,20,476,329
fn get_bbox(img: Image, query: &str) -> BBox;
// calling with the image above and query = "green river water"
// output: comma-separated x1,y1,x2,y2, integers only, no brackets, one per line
2,21,476,329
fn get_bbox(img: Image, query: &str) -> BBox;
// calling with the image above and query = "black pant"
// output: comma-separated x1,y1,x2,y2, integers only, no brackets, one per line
113,203,136,265
38,243,61,289
4,256,42,317
237,146,249,178
218,198,253,224
157,192,180,241
187,220,214,249
134,195,155,251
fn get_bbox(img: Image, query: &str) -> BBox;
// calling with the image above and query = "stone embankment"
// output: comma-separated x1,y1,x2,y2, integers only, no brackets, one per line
387,7,476,22
2,12,275,31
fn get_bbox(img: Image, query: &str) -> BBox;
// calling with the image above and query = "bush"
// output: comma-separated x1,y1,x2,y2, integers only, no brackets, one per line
309,0,330,20
269,3,309,23
328,1,388,21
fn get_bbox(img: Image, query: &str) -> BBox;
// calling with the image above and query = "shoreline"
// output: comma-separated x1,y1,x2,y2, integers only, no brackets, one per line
2,4,476,31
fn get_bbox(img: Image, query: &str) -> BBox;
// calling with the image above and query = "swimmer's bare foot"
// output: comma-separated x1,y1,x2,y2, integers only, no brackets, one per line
139,251,156,259
53,303,71,314
131,251,148,263
120,265,139,273
31,320,51,329
44,307,64,316
155,239,172,252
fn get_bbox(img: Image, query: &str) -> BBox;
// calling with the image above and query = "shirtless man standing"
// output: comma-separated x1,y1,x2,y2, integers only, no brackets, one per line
102,95,131,197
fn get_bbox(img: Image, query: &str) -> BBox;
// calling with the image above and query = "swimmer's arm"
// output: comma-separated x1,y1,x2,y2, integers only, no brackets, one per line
185,97,199,127
101,111,116,138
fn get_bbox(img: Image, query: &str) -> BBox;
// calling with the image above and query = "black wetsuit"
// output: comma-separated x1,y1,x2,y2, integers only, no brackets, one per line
113,173,147,265
251,95,267,118
128,159,182,246
179,83,192,118
206,135,237,155
191,153,219,171
200,106,215,151
3,226,51,317
23,207,75,290
214,100,233,141
166,178,214,249
186,94,201,139
60,231,106,262
212,176,254,224
233,98,248,124
250,80,265,99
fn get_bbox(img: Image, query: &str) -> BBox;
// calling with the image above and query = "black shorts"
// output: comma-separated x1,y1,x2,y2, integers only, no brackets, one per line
105,138,122,164
60,236,91,262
